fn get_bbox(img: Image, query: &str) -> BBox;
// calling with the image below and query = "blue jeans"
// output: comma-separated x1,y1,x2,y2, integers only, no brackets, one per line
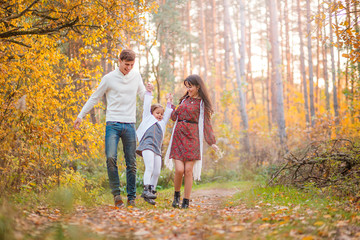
105,122,137,200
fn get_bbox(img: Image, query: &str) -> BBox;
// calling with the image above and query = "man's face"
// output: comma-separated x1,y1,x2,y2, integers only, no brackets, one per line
118,59,135,75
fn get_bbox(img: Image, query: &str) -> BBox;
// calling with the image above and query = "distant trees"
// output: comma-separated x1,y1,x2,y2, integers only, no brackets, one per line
145,0,360,164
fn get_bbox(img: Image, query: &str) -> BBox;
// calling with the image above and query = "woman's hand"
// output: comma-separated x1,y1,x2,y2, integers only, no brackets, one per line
211,144,220,152
166,93,173,104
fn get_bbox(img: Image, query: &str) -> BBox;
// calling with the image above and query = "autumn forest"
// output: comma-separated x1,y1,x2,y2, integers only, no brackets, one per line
1,0,360,239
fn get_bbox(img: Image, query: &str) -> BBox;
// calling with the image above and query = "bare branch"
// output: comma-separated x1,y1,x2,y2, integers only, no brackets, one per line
0,0,40,24
0,17,79,39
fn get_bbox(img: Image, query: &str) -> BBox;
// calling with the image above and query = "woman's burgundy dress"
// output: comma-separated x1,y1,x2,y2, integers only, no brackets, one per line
169,97,216,161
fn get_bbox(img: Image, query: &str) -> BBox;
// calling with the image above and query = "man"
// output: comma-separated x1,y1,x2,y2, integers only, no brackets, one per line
74,49,153,207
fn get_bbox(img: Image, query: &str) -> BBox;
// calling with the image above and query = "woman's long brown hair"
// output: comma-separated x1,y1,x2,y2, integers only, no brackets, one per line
179,74,214,116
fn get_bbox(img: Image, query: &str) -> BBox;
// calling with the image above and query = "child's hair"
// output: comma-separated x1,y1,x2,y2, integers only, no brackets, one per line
151,104,164,114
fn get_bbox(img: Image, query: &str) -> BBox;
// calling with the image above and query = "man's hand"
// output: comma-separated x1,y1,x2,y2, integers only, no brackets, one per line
74,118,82,130
146,82,154,92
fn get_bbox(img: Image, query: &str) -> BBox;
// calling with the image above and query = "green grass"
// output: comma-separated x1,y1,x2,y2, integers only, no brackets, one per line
226,184,360,239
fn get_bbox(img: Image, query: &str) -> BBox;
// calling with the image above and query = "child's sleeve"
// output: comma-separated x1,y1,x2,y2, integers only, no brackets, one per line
163,103,174,124
142,91,153,119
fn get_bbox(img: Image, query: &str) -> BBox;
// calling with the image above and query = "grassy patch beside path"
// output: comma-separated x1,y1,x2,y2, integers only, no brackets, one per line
226,184,360,239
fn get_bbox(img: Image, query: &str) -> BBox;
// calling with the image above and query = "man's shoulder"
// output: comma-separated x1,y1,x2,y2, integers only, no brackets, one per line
104,69,118,77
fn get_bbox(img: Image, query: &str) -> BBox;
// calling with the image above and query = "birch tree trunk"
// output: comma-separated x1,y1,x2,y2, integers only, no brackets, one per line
199,0,208,82
268,0,288,149
266,2,272,130
322,4,330,112
306,0,315,126
224,0,250,154
223,0,231,82
334,4,341,108
246,4,256,105
187,0,193,74
211,0,220,108
316,0,321,109
238,0,247,107
297,0,310,126
329,0,339,125
284,0,292,86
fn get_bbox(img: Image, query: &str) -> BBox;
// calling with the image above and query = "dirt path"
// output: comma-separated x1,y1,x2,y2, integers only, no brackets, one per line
66,187,256,240
17,187,360,239
20,187,264,240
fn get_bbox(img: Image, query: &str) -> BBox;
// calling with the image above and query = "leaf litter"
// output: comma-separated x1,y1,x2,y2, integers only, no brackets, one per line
12,187,360,239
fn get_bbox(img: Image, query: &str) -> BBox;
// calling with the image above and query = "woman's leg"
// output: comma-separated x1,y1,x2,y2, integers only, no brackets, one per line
183,160,195,199
172,159,184,208
150,154,162,188
142,150,155,185
174,160,185,191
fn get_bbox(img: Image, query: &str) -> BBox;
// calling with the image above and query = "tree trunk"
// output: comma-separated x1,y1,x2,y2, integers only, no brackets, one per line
334,3,341,109
187,0,193,74
284,0,291,111
268,0,288,150
322,4,330,112
246,4,256,105
211,0,220,109
284,0,292,86
199,0,208,83
224,0,250,155
329,0,339,125
238,0,247,107
316,0,321,110
223,0,231,79
306,0,315,126
266,2,272,130
297,0,310,126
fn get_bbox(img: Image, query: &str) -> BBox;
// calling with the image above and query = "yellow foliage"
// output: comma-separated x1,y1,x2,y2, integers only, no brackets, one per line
0,0,158,193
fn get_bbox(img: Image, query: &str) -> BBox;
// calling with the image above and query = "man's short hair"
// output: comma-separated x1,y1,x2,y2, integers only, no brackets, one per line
119,49,136,61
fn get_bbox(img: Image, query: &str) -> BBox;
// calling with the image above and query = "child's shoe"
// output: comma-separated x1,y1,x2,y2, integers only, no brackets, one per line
141,185,156,199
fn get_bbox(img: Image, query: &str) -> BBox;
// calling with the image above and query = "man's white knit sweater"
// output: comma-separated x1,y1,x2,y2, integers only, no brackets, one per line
77,67,146,123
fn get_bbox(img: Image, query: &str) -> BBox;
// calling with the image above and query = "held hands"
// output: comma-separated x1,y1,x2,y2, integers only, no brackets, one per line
165,93,173,104
146,82,154,92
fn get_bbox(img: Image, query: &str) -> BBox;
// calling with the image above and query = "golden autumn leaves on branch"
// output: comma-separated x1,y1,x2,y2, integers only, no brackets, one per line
0,0,158,194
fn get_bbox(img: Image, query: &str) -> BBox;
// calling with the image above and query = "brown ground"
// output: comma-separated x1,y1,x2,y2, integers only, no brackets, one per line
14,187,360,240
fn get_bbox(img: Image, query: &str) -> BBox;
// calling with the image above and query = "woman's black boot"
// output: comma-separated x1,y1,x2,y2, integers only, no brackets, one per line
181,198,190,209
172,191,180,208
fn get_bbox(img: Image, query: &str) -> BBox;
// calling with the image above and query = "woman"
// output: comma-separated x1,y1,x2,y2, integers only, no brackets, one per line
165,74,219,209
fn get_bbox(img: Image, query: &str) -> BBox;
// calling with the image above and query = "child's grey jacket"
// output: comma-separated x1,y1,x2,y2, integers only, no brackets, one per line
136,93,173,142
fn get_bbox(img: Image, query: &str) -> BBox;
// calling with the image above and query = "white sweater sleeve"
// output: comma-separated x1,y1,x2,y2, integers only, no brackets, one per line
137,74,146,100
77,77,107,119
142,93,153,120
163,104,173,125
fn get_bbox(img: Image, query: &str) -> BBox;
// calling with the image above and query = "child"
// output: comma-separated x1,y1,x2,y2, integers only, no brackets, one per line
136,90,173,205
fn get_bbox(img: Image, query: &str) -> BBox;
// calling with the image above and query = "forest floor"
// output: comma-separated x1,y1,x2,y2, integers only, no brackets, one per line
8,182,360,240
